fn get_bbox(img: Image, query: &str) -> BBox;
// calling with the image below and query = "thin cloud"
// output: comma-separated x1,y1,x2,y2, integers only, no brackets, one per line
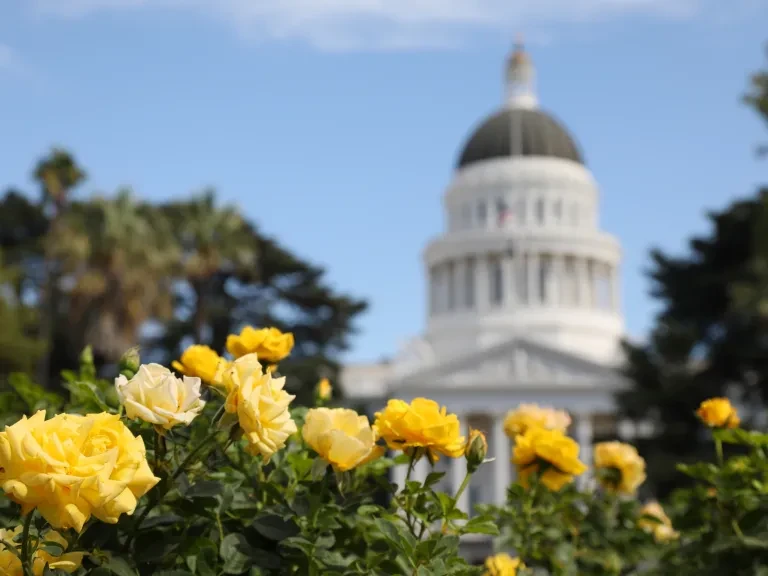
31,0,705,51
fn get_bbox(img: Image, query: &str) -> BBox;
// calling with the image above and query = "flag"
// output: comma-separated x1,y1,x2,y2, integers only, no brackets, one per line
496,200,514,226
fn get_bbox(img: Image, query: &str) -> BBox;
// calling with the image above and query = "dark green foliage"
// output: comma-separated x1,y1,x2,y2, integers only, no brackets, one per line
0,157,367,404
618,51,768,496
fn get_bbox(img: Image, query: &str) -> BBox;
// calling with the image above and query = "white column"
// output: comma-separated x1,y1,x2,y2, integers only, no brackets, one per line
552,256,565,307
413,457,430,484
544,257,556,306
577,258,590,308
452,415,469,513
610,265,620,313
575,414,593,488
476,257,489,313
527,253,538,306
492,414,511,506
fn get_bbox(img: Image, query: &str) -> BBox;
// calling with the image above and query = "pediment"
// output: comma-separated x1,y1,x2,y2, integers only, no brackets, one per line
394,338,622,391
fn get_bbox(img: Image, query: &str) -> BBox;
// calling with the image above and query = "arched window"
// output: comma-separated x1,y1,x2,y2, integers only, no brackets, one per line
517,198,526,225
489,257,503,306
446,261,456,311
536,198,545,224
496,198,509,228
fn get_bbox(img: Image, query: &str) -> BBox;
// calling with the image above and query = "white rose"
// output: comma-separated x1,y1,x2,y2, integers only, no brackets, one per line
115,364,206,430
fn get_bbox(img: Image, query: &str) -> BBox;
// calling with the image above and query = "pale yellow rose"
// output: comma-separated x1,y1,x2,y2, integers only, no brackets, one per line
594,441,646,495
696,397,740,429
0,526,84,575
222,354,297,460
513,427,587,491
0,411,160,532
483,553,523,576
172,344,229,385
116,363,206,430
374,398,465,463
226,326,294,363
302,408,384,472
639,501,678,542
503,404,571,438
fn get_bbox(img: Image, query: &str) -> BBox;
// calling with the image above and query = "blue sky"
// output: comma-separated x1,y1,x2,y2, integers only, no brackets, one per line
1,0,766,362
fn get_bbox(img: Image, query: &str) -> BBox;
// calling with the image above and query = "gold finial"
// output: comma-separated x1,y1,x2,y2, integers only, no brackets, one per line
510,34,529,67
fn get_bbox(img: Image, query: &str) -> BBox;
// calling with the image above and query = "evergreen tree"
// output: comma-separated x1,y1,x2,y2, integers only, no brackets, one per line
619,49,768,496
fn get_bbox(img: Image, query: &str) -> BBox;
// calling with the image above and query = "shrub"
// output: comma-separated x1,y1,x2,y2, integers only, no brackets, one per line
0,336,765,576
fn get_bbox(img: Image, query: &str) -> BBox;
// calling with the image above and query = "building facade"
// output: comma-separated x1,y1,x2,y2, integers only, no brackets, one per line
341,42,636,556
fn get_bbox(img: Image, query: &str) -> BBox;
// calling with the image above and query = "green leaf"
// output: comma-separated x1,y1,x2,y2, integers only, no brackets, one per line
220,533,252,574
7,372,62,412
40,540,65,557
423,471,445,487
714,428,768,447
280,536,314,556
63,379,111,412
98,555,139,576
251,513,299,541
310,459,329,482
462,516,500,536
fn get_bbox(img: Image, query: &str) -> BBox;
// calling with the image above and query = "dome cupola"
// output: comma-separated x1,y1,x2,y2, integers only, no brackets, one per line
457,37,584,170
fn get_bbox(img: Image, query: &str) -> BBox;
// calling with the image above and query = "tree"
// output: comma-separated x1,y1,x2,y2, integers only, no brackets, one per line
618,51,768,496
34,148,85,386
150,195,368,404
0,249,44,378
61,191,179,364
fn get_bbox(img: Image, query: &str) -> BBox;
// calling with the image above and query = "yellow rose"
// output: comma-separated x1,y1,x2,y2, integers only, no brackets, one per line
302,408,384,471
0,412,159,532
697,397,740,429
0,526,84,575
594,441,646,495
222,354,297,460
172,345,228,385
639,501,678,542
316,378,332,402
116,364,206,430
483,553,523,576
513,427,587,491
503,403,571,438
373,398,465,463
226,326,294,363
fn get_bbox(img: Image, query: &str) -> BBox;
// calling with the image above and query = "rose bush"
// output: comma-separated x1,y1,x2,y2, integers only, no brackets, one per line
0,332,766,576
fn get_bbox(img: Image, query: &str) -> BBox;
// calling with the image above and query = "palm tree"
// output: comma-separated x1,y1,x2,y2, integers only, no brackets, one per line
34,149,85,386
64,190,179,363
165,190,257,344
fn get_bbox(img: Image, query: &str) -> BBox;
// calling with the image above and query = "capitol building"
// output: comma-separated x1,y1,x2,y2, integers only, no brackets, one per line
341,42,641,547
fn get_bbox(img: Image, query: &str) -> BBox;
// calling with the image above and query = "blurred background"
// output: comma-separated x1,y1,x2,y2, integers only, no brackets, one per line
0,0,767,500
